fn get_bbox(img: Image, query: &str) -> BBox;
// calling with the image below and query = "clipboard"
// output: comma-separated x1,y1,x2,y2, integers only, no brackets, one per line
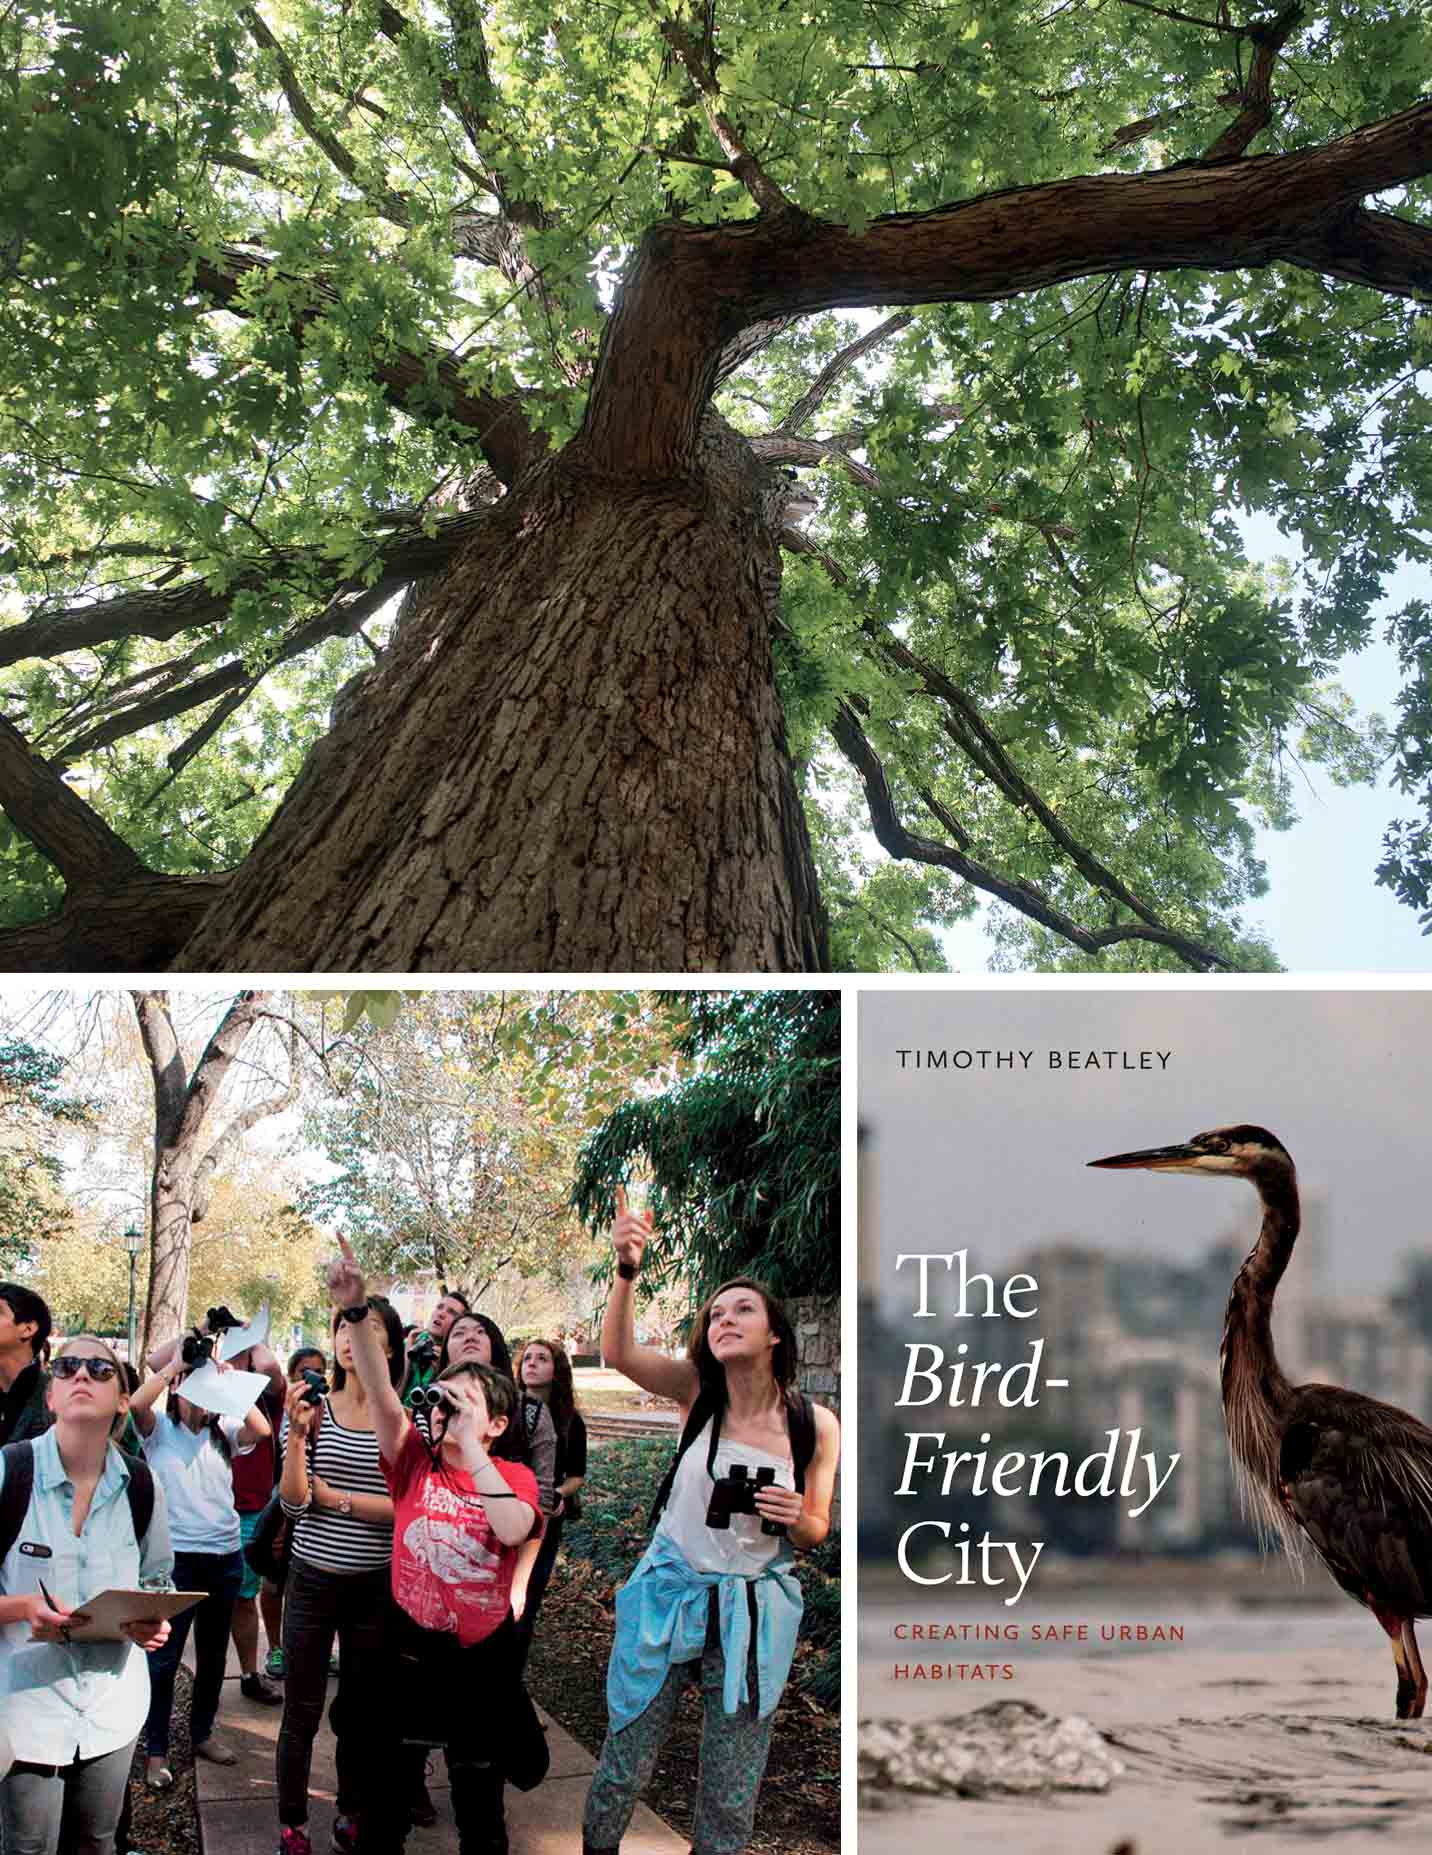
62,1588,207,1643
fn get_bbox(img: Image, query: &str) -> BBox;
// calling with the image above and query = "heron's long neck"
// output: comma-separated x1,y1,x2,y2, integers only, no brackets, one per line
1220,1165,1299,1492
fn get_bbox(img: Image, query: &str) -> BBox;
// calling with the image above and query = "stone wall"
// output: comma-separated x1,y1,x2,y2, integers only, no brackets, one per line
793,1294,840,1417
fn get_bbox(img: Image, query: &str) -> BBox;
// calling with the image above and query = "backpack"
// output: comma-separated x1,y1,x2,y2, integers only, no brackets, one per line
0,1438,156,1561
649,1386,817,1532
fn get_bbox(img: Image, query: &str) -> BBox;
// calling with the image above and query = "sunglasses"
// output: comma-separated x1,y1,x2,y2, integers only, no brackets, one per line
52,1356,121,1383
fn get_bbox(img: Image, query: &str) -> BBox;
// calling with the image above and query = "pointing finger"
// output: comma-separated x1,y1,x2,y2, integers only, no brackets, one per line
338,1234,357,1264
616,1184,627,1217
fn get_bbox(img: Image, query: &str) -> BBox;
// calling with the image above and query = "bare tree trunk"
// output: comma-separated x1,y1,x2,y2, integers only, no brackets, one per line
175,439,828,972
132,989,278,1350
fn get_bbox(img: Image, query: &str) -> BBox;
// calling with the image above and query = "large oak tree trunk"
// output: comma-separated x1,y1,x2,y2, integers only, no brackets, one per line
177,441,828,972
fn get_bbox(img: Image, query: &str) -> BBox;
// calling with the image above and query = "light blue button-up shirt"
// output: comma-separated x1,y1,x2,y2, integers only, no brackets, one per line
0,1432,174,1765
606,1530,803,1733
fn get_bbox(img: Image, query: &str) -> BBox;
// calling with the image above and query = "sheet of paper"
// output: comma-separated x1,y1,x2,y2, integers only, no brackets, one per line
64,1588,206,1643
177,1360,268,1420
218,1304,270,1362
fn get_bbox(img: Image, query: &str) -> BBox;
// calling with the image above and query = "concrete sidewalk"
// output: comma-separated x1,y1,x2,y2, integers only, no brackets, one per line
195,1642,686,1854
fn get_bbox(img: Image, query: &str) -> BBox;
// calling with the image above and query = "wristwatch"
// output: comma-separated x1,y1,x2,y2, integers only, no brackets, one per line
338,1304,368,1323
337,1492,353,1518
617,1261,639,1281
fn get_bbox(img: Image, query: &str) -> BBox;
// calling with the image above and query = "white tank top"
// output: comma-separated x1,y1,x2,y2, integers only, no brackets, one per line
655,1417,794,1576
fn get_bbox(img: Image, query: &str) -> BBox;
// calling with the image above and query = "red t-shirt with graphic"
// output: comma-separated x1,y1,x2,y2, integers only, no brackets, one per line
381,1425,542,1647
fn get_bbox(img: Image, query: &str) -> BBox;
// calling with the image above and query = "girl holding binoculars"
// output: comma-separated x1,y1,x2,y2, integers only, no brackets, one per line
582,1190,839,1855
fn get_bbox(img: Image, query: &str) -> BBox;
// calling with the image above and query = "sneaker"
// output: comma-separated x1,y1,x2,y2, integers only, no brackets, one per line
278,1830,313,1855
194,1735,238,1766
241,1672,284,1705
266,1646,286,1679
330,1817,359,1855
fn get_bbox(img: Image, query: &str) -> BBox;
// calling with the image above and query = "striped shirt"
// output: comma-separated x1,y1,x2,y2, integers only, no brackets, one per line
281,1398,393,1574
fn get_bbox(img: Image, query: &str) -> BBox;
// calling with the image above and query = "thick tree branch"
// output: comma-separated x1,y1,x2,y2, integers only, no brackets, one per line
750,433,881,490
192,1018,299,1224
579,98,1432,476
0,714,145,887
181,243,539,483
829,702,1240,971
0,874,228,973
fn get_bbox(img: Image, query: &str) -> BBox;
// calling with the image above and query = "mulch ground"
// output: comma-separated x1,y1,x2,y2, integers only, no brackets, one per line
525,1565,840,1855
121,1665,200,1855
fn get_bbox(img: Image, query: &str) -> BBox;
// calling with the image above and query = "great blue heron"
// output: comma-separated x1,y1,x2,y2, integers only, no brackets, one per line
1089,1123,1432,1720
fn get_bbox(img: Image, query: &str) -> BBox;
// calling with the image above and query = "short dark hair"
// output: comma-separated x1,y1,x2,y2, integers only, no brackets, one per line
437,1288,471,1314
0,1284,51,1358
287,1345,326,1380
438,1358,516,1423
331,1296,406,1390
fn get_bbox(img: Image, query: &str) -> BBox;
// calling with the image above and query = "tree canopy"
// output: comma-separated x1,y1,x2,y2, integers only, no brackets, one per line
572,990,839,1300
0,1038,93,1266
1,0,1429,970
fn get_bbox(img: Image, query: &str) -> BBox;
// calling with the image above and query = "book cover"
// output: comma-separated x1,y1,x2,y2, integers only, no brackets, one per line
858,987,1432,1852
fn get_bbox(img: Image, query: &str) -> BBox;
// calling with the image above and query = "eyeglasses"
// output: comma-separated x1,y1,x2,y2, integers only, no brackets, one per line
52,1356,120,1383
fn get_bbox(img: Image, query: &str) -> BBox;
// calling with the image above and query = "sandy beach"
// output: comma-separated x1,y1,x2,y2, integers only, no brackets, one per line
859,1567,1432,1851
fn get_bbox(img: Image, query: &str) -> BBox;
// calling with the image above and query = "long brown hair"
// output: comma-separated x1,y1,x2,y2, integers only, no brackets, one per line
686,1277,798,1402
515,1337,578,1441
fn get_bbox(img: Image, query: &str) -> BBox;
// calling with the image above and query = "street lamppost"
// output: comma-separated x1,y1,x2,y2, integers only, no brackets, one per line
124,1226,144,1364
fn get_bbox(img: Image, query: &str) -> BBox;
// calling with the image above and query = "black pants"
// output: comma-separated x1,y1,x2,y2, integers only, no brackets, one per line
359,1610,533,1855
276,1560,392,1827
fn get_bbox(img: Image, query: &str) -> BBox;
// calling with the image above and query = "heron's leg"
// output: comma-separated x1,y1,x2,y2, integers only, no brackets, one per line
1400,1622,1427,1721
1370,1604,1416,1718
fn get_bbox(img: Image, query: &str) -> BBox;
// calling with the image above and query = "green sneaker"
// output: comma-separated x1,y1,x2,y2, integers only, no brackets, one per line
266,1646,286,1679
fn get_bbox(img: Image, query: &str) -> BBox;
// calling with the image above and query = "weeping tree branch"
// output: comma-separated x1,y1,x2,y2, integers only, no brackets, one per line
779,529,1235,961
0,505,491,673
49,574,408,765
829,702,1240,971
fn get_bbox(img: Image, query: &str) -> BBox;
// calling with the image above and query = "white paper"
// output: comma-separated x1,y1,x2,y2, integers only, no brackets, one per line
177,1361,269,1420
65,1588,206,1643
218,1304,270,1362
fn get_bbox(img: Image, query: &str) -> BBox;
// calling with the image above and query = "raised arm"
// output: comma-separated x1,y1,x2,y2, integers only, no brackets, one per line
128,1360,180,1436
600,1187,700,1409
326,1236,408,1465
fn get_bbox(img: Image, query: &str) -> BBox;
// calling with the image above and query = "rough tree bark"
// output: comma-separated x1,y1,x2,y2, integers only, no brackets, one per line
176,422,828,971
132,988,284,1350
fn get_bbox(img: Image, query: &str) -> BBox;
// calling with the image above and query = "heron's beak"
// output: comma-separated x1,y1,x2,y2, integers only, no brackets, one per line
1087,1143,1204,1171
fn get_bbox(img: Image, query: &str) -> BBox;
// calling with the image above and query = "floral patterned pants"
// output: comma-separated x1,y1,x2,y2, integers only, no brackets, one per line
582,1626,777,1855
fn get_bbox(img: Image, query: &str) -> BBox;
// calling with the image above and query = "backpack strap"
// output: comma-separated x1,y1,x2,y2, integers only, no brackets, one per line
122,1451,155,1544
0,1439,36,1562
786,1390,816,1493
648,1387,720,1532
0,1438,154,1556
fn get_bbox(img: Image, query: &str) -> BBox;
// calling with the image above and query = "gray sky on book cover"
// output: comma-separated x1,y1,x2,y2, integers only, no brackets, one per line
860,989,1431,1298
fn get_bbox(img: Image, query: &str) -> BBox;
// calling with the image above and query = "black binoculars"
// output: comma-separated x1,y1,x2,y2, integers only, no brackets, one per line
705,1464,785,1536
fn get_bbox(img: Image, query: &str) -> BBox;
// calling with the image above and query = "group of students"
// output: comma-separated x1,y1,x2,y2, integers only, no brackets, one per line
0,1195,839,1855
